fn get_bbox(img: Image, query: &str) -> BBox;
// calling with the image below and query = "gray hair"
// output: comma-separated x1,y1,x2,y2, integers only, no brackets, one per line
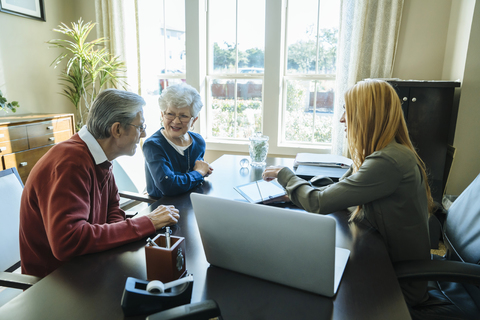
87,89,145,139
158,83,203,117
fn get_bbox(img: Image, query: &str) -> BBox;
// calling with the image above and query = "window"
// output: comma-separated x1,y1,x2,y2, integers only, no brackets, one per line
202,0,340,155
132,0,340,156
136,0,186,137
206,0,266,140
283,0,340,145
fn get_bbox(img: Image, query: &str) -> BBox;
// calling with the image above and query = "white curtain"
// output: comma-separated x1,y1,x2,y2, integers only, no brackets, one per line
95,0,141,94
331,0,404,156
95,0,148,193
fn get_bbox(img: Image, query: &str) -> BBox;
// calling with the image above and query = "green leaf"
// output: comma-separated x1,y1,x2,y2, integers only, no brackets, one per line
0,91,19,112
47,18,128,123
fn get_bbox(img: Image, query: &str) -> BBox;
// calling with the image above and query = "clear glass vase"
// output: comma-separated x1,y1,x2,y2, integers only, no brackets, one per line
249,133,269,167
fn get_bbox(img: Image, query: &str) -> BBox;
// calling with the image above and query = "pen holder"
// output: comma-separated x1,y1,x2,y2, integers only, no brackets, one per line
145,235,186,282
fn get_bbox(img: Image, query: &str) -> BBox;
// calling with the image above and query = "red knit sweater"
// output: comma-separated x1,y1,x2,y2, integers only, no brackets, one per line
19,134,155,277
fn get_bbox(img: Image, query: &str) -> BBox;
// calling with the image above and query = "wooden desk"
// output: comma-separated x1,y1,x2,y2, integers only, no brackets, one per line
0,155,410,319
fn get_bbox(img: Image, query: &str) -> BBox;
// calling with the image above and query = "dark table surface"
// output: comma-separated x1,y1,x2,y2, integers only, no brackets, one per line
0,155,411,320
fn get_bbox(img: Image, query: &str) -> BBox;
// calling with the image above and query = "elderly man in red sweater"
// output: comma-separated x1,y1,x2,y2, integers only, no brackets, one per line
19,89,180,278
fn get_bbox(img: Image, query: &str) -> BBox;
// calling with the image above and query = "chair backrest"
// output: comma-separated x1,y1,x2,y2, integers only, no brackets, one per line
444,173,480,264
112,159,139,194
0,167,24,272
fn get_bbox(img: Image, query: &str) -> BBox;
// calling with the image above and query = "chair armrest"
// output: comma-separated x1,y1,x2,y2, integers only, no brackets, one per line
394,259,480,286
146,300,221,320
119,191,158,204
0,271,41,290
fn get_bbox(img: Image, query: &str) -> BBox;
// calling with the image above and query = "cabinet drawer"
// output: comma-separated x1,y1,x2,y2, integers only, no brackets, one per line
3,145,53,184
28,130,72,149
0,138,29,154
0,125,27,142
26,118,72,138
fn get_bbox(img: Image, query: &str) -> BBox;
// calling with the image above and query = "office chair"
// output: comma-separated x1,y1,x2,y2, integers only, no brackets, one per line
0,167,40,307
113,159,157,207
394,173,480,320
112,137,158,211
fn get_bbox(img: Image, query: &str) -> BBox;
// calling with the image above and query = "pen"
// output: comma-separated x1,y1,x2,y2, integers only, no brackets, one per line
165,226,171,249
146,237,160,248
256,180,264,202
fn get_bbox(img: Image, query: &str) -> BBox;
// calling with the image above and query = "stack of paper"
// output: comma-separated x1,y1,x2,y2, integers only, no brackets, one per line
294,153,353,168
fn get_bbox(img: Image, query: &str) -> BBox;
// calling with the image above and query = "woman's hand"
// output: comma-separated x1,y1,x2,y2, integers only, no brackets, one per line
194,160,213,177
262,166,285,182
146,205,180,230
262,194,290,204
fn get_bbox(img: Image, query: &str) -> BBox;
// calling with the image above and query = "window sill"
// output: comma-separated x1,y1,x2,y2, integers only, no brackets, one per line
205,138,332,157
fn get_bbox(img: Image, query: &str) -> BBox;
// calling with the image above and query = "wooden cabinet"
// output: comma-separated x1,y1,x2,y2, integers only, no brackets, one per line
0,114,75,183
387,80,461,202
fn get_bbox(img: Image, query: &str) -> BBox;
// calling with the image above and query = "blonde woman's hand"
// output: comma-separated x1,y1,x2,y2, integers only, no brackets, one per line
262,166,285,182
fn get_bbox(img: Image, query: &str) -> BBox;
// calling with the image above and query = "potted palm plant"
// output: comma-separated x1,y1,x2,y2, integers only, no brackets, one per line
48,18,127,130
0,90,20,113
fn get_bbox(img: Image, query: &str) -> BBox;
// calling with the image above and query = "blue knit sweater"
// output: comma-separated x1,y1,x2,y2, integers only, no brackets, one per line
143,128,206,198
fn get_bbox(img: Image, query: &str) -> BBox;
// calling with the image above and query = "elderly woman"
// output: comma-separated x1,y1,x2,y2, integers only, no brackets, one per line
263,79,432,307
143,83,213,198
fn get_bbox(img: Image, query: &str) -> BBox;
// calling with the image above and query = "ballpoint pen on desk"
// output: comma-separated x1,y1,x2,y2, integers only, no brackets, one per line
165,226,171,249
256,180,264,202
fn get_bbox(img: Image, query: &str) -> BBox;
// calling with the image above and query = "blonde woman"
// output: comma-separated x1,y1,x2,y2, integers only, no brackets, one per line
263,79,432,306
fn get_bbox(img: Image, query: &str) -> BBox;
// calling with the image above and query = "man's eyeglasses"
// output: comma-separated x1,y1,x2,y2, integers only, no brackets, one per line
163,113,193,124
128,123,147,132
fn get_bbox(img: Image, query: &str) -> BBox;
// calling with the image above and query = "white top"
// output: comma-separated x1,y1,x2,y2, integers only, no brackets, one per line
161,129,191,156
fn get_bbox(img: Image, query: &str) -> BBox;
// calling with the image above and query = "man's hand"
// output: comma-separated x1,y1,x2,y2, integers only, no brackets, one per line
146,205,180,230
262,166,285,182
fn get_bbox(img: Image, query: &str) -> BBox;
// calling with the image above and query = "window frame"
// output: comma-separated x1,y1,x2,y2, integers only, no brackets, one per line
187,0,335,157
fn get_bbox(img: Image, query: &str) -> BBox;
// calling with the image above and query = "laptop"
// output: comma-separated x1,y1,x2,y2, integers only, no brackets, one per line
190,193,350,297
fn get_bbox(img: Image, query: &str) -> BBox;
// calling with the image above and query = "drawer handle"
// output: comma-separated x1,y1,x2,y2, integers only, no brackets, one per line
0,147,6,152
0,134,4,138
20,162,28,167
47,126,54,130
402,97,408,102
49,137,55,141
411,97,417,102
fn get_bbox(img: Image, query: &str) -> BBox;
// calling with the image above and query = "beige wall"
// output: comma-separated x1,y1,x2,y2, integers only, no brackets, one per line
446,1,480,195
442,0,475,81
71,0,96,25
393,0,451,80
1,0,478,194
393,0,480,195
0,0,75,116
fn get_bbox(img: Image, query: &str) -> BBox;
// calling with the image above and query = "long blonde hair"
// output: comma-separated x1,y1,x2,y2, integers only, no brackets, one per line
344,79,433,221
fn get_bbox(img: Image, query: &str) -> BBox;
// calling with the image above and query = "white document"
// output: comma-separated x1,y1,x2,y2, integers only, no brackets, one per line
295,153,353,168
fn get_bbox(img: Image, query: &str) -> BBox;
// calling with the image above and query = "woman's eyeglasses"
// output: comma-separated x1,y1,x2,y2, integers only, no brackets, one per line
163,113,193,124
